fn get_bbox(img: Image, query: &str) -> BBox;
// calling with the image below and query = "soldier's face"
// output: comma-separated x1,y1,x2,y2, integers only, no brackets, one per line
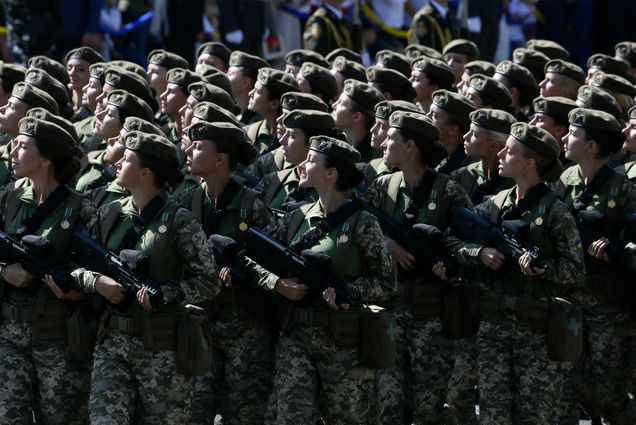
94,104,122,139
10,135,44,178
410,70,434,104
82,77,102,112
298,150,330,189
0,97,28,136
248,82,270,114
529,113,563,149
160,83,187,115
465,87,484,109
95,83,115,114
498,137,528,178
276,109,289,140
104,128,127,166
280,127,310,166
622,119,636,153
427,104,452,142
285,64,300,78
296,74,312,94
539,72,565,97
67,58,91,92
370,118,389,150
179,96,198,130
227,66,248,97
331,93,355,129
115,149,145,189
147,63,168,95
445,53,468,83
562,125,591,162
463,123,489,157
184,139,219,177
197,54,227,73
457,72,471,96
382,127,408,168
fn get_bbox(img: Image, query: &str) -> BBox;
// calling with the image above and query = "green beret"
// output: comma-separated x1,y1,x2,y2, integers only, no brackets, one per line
107,90,154,122
105,67,152,101
11,82,58,114
629,104,636,120
109,60,150,83
197,42,232,65
432,89,476,116
125,131,178,168
495,60,538,90
198,66,233,96
576,85,623,120
18,117,77,160
404,44,444,61
389,110,440,142
0,62,25,86
122,116,164,136
192,101,239,125
512,48,549,82
510,122,559,160
587,53,630,79
331,56,367,83
281,92,329,113
283,109,335,131
89,63,107,85
544,59,585,84
411,57,455,87
299,63,338,102
443,39,479,60
187,81,236,113
257,67,300,98
326,48,363,65
464,60,496,77
64,46,104,65
147,49,189,70
615,41,636,67
25,107,77,140
590,71,636,97
166,68,202,91
309,135,361,165
189,121,246,143
568,107,622,132
532,96,577,120
342,79,385,112
27,56,70,86
24,68,70,111
469,108,516,134
366,66,416,101
374,100,421,120
527,39,569,60
468,74,512,110
375,50,411,78
285,49,329,68
229,51,270,70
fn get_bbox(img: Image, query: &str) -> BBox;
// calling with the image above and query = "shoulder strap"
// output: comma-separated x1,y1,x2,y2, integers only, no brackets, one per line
605,170,626,228
332,209,363,279
285,203,313,243
51,190,85,262
274,147,285,169
426,172,449,226
489,187,516,224
246,120,262,144
263,168,294,205
4,186,26,229
100,202,124,245
190,185,206,222
150,201,182,256
382,171,404,216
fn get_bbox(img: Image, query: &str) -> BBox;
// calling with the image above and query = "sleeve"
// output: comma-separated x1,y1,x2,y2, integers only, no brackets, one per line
71,202,111,293
440,179,478,258
251,197,275,229
451,196,497,267
361,175,388,209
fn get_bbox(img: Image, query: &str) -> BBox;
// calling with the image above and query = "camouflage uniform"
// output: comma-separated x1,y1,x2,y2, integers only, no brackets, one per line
86,181,129,209
453,185,585,425
450,161,515,204
0,143,12,187
245,200,396,424
256,168,319,211
363,171,473,425
245,146,292,181
0,180,94,425
73,195,221,424
553,164,636,424
176,179,276,425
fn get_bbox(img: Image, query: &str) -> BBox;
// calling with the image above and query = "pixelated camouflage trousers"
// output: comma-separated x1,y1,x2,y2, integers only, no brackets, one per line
478,318,560,425
274,323,375,425
190,307,275,425
0,320,90,425
447,335,478,425
89,329,192,425
374,304,454,425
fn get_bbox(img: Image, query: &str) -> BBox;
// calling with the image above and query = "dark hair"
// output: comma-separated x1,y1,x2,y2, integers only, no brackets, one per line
239,67,258,81
349,101,375,131
399,128,448,168
425,71,455,91
515,84,539,108
137,154,184,189
551,114,569,127
519,144,564,182
211,139,257,172
323,155,364,191
35,143,82,184
263,86,283,115
302,127,341,142
445,111,471,135
583,127,625,158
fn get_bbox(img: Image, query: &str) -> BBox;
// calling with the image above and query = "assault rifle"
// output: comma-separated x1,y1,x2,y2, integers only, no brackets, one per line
72,230,165,308
0,231,77,292
451,207,549,270
209,234,249,287
245,227,351,306
574,210,636,265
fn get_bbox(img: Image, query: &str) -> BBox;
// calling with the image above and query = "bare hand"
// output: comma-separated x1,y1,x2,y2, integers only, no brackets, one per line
322,287,350,311
386,238,416,271
136,287,153,312
479,247,506,270
588,238,610,262
275,278,309,301
518,251,545,276
3,263,34,287
42,274,84,301
95,275,127,305
219,266,236,288
432,261,448,282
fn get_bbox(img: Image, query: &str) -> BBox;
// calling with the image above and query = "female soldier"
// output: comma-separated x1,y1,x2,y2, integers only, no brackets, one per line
70,131,220,424
0,117,89,425
363,111,473,425
620,104,636,180
179,120,275,425
453,122,584,424
554,108,636,424
65,47,104,121
243,135,396,424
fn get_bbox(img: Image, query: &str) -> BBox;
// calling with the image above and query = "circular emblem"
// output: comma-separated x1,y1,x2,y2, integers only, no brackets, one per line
607,199,616,209
338,235,349,244
158,224,168,234
428,202,437,211
239,222,248,231
534,217,544,226
60,220,70,230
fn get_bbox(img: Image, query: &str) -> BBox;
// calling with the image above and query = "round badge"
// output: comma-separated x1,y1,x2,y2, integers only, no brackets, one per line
60,220,70,230
534,217,544,226
428,202,437,211
239,222,248,231
607,199,616,209
338,235,349,244
158,224,167,234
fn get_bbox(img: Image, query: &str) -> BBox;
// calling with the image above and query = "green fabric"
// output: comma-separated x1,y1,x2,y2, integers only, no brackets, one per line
268,168,318,210
75,151,107,192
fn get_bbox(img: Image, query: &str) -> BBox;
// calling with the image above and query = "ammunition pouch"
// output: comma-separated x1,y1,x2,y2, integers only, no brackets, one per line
480,291,549,333
66,302,98,362
547,298,583,362
398,282,443,318
105,313,177,351
1,301,67,342
177,305,213,377
442,284,480,339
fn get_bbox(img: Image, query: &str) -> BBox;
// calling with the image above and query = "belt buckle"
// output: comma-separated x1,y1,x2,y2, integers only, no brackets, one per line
499,294,521,312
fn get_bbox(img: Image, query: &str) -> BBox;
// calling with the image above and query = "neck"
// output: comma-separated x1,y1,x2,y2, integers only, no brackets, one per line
401,160,428,192
514,173,542,201
578,157,606,185
318,187,346,215
441,135,462,157
130,186,161,213
236,92,249,116
417,98,433,113
482,151,499,179
202,172,232,201
264,112,279,137
72,90,82,111
31,175,60,204
345,125,366,148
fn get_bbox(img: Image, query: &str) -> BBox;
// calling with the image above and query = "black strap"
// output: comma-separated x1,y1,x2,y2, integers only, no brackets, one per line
202,178,242,237
83,167,117,193
281,182,308,210
470,172,506,205
570,164,615,214
261,136,280,155
437,147,466,175
15,185,71,238
401,170,437,228
117,195,167,251
289,199,362,254
500,183,551,221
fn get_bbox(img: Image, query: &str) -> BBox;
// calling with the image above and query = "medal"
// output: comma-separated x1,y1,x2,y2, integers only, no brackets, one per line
428,202,437,211
60,220,70,230
607,199,616,209
534,217,544,226
239,222,248,231
158,224,167,234
338,235,349,244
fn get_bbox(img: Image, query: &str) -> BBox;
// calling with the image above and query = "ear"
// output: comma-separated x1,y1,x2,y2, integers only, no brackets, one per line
269,98,281,112
352,110,364,125
588,139,601,156
326,165,338,183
